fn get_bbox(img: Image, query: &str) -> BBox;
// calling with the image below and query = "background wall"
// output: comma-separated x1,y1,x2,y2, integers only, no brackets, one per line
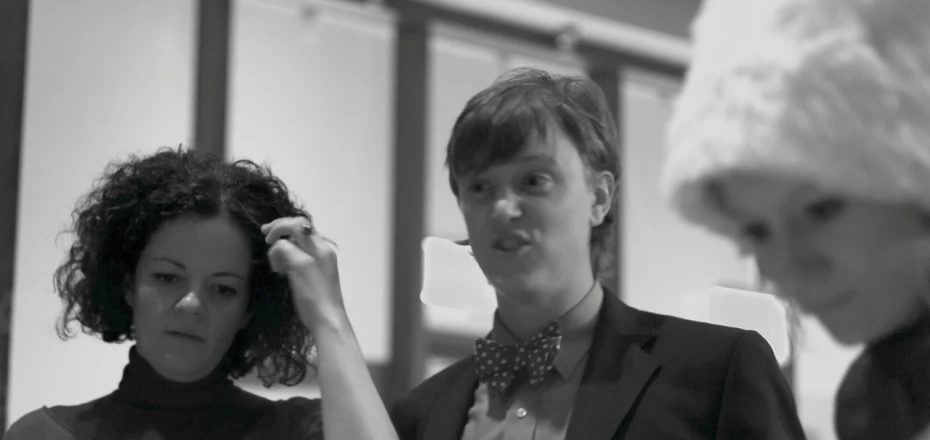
536,0,701,38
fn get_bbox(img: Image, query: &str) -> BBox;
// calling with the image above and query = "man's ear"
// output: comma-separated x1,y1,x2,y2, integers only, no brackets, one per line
590,170,616,227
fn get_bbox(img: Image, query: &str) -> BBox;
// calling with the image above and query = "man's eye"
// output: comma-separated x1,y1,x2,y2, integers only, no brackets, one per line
468,181,490,193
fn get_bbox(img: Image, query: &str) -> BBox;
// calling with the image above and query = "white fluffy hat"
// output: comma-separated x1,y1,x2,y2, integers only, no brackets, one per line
661,0,930,234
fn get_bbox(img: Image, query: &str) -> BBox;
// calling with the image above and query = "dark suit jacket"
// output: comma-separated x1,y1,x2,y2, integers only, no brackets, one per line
390,291,806,439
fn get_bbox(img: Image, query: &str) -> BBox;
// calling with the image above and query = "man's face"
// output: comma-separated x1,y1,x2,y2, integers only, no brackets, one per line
455,129,612,302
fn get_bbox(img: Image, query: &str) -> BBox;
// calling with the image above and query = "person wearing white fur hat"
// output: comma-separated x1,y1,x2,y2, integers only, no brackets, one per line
662,0,930,438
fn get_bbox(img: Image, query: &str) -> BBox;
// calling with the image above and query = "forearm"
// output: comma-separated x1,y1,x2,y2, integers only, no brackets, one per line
312,314,399,440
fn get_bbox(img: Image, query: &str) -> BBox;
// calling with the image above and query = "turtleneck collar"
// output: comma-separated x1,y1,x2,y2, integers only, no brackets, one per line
867,310,930,396
115,346,236,409
834,311,930,439
869,310,930,354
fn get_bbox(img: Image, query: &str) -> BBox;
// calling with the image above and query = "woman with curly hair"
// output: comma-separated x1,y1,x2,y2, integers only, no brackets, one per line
662,0,930,438
3,147,398,439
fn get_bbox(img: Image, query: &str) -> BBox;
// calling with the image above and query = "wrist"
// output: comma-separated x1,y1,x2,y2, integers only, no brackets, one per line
302,307,352,333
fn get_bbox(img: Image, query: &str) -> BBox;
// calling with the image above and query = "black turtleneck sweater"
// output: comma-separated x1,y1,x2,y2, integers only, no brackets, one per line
835,312,930,440
3,347,322,440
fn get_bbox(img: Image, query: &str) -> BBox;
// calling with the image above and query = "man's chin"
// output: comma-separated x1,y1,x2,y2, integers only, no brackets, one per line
488,271,548,298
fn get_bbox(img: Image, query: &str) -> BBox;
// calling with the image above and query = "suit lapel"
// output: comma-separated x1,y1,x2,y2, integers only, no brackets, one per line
565,292,661,440
423,358,479,440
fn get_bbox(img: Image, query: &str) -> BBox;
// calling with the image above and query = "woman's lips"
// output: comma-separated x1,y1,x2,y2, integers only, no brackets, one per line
166,330,204,341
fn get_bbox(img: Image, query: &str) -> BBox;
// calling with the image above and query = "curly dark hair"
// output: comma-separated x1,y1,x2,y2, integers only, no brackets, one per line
55,146,315,387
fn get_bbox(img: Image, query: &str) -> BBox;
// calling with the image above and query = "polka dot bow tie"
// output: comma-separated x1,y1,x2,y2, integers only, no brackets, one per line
474,321,562,396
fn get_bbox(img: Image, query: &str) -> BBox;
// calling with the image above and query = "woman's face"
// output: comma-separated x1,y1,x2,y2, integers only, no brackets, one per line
714,173,930,345
127,214,252,382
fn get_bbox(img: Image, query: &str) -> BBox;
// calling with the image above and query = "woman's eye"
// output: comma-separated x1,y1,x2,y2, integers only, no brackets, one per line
215,285,238,297
806,197,846,222
153,273,179,284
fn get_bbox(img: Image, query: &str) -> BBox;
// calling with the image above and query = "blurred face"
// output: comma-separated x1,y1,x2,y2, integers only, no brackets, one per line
715,173,930,345
127,214,252,382
455,129,613,304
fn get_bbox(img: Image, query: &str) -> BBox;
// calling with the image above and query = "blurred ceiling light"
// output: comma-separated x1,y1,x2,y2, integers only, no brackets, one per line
554,24,581,52
299,6,322,44
496,50,513,74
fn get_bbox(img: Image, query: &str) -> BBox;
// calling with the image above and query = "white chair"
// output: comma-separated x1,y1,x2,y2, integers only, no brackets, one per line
680,286,792,367
420,236,497,315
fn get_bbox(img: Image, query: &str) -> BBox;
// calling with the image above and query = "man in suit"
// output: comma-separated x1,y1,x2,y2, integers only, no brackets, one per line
390,67,807,439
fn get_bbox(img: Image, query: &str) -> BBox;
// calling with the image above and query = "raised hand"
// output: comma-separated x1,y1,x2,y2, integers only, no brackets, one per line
262,217,345,330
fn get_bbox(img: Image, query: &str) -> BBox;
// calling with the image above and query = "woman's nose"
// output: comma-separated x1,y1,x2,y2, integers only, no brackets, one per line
758,239,832,295
175,290,205,315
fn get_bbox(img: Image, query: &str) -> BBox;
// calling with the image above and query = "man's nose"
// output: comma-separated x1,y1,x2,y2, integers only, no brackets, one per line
490,190,522,222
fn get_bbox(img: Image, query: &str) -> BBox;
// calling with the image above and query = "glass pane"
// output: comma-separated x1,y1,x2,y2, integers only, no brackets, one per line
423,32,501,339
10,0,196,425
227,0,396,371
620,69,750,316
